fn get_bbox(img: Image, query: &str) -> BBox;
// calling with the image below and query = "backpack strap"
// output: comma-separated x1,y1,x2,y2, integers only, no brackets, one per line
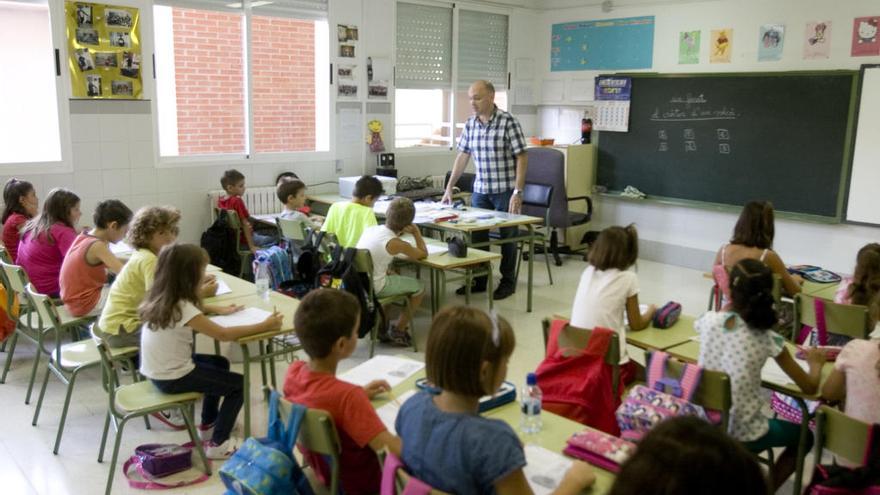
380,452,433,495
814,298,829,346
647,351,668,388
676,362,703,401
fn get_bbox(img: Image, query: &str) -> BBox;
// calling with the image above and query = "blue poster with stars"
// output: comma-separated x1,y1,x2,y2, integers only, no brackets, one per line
551,16,655,71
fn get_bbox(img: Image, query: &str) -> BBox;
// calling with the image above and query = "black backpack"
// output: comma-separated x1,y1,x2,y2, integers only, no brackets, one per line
316,246,382,338
200,210,239,275
279,231,326,299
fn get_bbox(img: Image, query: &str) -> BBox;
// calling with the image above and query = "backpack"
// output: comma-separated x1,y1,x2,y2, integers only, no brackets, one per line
807,423,880,495
254,245,293,290
316,246,382,338
201,210,240,275
616,351,707,441
219,391,314,495
295,230,325,284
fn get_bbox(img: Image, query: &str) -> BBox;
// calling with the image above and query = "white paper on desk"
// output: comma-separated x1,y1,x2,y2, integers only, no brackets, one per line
214,279,232,296
210,307,272,327
376,389,418,435
398,235,448,256
762,357,809,385
110,241,133,255
622,304,649,326
340,355,424,388
524,445,573,495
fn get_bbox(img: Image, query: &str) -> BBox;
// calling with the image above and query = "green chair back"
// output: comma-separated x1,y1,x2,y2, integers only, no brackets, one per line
793,293,870,340
0,245,11,264
276,217,307,241
1,259,29,295
541,318,621,396
814,405,872,465
652,351,733,429
278,396,342,495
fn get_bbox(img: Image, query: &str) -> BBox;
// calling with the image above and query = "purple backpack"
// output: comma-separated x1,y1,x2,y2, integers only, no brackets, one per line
123,443,208,490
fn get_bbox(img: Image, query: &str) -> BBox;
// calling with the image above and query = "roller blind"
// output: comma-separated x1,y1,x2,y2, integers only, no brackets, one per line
153,0,328,20
395,2,452,89
457,9,508,89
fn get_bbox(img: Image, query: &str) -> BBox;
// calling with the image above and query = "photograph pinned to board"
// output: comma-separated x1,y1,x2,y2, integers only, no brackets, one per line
678,30,700,64
852,16,880,57
94,52,117,68
339,44,355,58
758,24,785,61
75,4,92,26
75,48,94,71
120,51,139,78
337,24,358,42
109,31,130,48
803,21,831,59
111,80,132,96
86,74,102,96
710,28,732,63
338,83,358,99
337,65,355,79
367,56,391,100
75,27,99,45
105,8,132,27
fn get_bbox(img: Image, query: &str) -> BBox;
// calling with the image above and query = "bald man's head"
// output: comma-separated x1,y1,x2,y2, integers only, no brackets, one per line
468,80,496,118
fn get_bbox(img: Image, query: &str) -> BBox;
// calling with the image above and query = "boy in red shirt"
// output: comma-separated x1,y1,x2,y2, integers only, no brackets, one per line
283,289,401,495
217,169,276,253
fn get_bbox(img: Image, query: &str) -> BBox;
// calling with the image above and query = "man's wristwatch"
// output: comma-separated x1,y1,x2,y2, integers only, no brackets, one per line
513,188,523,196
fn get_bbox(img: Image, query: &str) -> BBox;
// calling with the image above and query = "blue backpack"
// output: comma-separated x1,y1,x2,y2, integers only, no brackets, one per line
220,392,314,495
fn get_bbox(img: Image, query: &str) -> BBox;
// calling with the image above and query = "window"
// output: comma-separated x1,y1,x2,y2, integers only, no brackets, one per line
394,3,509,150
0,0,63,165
154,0,329,158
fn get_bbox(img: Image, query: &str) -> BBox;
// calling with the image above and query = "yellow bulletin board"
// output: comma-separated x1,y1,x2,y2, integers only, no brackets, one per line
66,1,142,99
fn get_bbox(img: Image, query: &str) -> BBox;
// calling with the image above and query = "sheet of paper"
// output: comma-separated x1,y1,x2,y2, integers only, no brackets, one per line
761,356,809,385
396,235,448,256
338,108,362,144
375,389,418,435
109,241,133,255
523,445,573,495
339,355,424,388
209,307,272,327
214,279,232,296
622,304,649,326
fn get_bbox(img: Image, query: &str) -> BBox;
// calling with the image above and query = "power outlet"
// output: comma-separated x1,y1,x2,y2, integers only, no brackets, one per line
335,159,343,173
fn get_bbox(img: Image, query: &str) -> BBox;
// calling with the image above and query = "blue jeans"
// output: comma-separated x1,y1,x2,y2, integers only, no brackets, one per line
471,191,517,285
151,354,242,444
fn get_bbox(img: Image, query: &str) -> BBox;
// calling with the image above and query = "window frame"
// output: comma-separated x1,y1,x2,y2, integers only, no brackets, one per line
392,0,511,155
151,0,332,167
0,0,73,174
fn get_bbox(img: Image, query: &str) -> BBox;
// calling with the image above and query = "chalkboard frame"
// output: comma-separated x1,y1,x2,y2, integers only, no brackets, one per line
843,64,880,228
596,70,860,224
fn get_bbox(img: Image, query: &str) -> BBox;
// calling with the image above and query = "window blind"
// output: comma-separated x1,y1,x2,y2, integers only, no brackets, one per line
395,2,452,89
457,9,508,89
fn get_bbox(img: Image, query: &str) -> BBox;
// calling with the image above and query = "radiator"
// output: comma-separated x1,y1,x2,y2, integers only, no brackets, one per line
208,186,282,221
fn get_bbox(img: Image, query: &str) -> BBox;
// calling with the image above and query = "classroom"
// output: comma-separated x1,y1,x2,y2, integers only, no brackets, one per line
1,0,879,493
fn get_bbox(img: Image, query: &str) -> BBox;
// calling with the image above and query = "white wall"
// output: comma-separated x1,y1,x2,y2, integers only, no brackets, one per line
533,0,880,272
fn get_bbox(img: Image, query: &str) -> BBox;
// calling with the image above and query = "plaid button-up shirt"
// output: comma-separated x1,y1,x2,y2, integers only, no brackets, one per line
457,106,527,195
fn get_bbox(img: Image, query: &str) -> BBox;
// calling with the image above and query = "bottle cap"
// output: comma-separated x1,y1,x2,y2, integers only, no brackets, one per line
526,372,537,386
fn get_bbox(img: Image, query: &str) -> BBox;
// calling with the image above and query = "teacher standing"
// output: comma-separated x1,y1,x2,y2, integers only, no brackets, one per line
442,80,528,300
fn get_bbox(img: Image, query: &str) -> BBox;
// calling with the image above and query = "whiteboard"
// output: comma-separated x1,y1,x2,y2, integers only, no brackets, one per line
846,66,880,225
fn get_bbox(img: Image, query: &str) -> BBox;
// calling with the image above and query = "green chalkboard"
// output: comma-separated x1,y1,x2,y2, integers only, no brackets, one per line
596,72,859,220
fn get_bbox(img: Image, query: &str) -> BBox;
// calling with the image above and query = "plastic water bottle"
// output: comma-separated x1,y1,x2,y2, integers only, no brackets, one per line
254,254,271,302
520,372,543,435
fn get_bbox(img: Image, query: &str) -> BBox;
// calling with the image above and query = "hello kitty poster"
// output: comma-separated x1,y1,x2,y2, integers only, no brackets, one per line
851,16,880,57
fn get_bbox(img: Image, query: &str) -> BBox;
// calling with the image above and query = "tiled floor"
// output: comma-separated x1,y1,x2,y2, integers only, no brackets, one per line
0,256,804,494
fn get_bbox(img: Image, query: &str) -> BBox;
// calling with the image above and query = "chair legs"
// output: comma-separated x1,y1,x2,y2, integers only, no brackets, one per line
550,231,563,267
53,367,86,454
517,241,553,285
0,331,19,383
25,349,43,404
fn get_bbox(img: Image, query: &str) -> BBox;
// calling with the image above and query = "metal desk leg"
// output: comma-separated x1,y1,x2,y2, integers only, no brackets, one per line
267,339,277,390
429,269,437,316
240,343,252,438
438,270,447,310
487,267,494,311
258,342,268,388
792,397,810,495
527,225,534,312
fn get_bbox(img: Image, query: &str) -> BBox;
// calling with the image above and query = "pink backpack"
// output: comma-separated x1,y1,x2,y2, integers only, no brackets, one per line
616,351,707,441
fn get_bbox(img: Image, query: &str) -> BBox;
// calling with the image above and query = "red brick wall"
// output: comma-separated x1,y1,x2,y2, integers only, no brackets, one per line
171,9,316,155
252,16,316,152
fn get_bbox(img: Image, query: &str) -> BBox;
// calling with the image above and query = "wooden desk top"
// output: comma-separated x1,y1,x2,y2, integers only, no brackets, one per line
231,291,300,344
624,314,697,351
205,271,259,303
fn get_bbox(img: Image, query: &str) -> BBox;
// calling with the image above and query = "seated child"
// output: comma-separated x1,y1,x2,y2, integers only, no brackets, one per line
275,171,299,186
97,206,218,349
321,175,382,247
60,200,133,317
609,417,768,495
396,306,596,495
276,178,320,231
696,258,824,492
139,243,282,458
283,288,401,495
834,243,880,305
356,197,426,346
218,169,276,253
2,178,38,262
17,188,81,297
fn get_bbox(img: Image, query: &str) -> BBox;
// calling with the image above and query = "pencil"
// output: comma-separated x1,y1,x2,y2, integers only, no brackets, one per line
388,389,401,407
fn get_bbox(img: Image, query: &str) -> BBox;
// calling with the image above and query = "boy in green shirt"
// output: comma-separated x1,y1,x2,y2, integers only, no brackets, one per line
321,176,383,247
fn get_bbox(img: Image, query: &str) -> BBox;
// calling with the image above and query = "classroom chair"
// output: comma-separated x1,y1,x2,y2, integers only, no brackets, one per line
813,405,872,467
792,293,871,341
277,395,342,495
382,450,451,495
276,216,308,242
516,182,554,285
221,208,253,279
0,245,18,354
541,317,620,396
354,249,418,357
27,285,124,454
708,272,783,311
647,351,733,430
93,331,209,495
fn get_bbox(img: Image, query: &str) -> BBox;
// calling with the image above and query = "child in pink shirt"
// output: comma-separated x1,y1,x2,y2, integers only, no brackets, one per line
2,178,38,262
834,243,880,305
17,188,82,297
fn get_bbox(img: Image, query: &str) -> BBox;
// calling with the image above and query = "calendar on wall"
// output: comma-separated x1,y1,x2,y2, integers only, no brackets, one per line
594,76,631,132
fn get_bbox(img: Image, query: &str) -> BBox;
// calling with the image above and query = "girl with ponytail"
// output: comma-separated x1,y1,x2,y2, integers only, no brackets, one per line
696,258,825,492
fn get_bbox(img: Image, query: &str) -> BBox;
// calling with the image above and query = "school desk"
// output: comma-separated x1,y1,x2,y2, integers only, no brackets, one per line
372,367,616,494
662,339,833,495
204,270,259,303
624,313,697,351
308,194,543,312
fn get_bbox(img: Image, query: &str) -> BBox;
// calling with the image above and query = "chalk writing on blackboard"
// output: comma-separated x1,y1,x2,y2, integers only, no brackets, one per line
649,93,739,122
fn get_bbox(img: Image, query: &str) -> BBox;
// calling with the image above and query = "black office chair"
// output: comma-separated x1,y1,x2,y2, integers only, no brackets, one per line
444,171,476,195
517,182,554,284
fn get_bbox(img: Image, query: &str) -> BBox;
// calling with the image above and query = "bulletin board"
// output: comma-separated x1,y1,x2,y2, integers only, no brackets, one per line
551,16,654,72
65,1,143,99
